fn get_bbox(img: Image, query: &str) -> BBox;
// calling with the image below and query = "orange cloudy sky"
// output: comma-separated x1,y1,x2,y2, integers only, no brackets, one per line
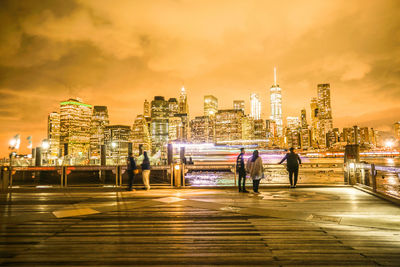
0,0,399,156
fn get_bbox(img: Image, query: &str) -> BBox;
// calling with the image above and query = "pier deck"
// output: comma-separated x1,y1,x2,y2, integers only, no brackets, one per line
1,187,400,266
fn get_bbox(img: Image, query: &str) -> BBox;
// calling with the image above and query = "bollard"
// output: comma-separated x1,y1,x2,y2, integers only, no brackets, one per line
1,167,10,192
173,164,182,187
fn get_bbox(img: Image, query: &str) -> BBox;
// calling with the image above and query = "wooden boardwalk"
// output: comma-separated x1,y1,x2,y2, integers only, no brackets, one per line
1,187,400,266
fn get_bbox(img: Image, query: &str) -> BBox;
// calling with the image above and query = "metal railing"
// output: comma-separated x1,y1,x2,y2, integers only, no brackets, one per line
1,165,173,189
184,163,345,186
355,163,400,200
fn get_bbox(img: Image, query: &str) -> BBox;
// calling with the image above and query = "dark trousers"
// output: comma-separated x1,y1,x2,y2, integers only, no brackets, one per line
238,170,246,191
288,168,299,186
253,179,260,192
127,170,135,190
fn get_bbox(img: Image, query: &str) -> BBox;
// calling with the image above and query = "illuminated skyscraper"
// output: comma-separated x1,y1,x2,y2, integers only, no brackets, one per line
316,83,333,147
178,86,188,114
254,119,266,140
301,109,308,128
144,99,150,118
310,98,319,147
250,93,261,120
286,117,301,149
270,67,283,137
151,96,169,153
90,106,109,158
286,117,301,131
168,98,179,116
242,116,254,140
233,100,245,113
168,116,183,141
190,116,215,143
104,125,131,163
215,109,244,142
60,98,92,157
394,122,400,140
47,112,60,158
204,95,218,117
132,115,151,154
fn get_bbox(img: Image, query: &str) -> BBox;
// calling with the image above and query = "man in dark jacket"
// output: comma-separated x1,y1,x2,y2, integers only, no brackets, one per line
278,147,302,188
236,148,248,193
127,152,137,191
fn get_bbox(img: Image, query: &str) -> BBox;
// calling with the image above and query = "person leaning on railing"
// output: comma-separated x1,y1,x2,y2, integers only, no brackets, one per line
278,147,302,188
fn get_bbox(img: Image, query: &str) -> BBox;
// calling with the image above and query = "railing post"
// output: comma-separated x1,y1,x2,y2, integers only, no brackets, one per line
371,163,377,192
60,167,64,188
234,164,237,186
119,166,122,187
182,163,185,187
170,164,174,187
115,166,119,187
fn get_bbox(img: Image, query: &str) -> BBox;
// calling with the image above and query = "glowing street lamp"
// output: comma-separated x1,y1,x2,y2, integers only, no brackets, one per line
41,140,50,150
385,140,394,149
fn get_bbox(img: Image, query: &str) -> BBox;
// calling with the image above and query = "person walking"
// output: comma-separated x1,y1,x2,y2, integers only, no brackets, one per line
246,150,264,194
141,151,151,190
278,147,302,188
236,148,248,193
126,152,137,191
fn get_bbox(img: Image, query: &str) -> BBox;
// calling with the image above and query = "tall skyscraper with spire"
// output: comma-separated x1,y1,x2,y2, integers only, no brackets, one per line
178,86,189,114
269,67,283,137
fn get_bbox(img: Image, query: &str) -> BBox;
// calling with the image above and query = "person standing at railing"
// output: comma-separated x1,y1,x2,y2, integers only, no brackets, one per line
278,147,302,188
246,150,264,194
141,151,151,190
236,148,248,193
126,152,138,191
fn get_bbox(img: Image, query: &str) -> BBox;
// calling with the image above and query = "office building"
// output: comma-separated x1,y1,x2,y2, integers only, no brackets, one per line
204,95,218,117
47,112,60,158
132,115,151,154
179,86,189,114
168,98,179,116
144,99,150,118
233,100,245,113
215,109,244,142
316,84,333,147
270,67,283,136
242,116,254,140
60,98,92,157
150,96,169,153
190,116,215,143
394,122,400,140
90,106,109,158
250,93,261,120
310,97,319,147
104,125,131,163
254,119,266,140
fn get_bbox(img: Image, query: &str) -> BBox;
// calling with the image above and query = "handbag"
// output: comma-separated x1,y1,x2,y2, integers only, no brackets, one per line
133,169,139,175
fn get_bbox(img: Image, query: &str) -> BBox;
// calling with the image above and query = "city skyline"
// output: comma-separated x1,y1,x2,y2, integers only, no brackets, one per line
1,0,400,156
